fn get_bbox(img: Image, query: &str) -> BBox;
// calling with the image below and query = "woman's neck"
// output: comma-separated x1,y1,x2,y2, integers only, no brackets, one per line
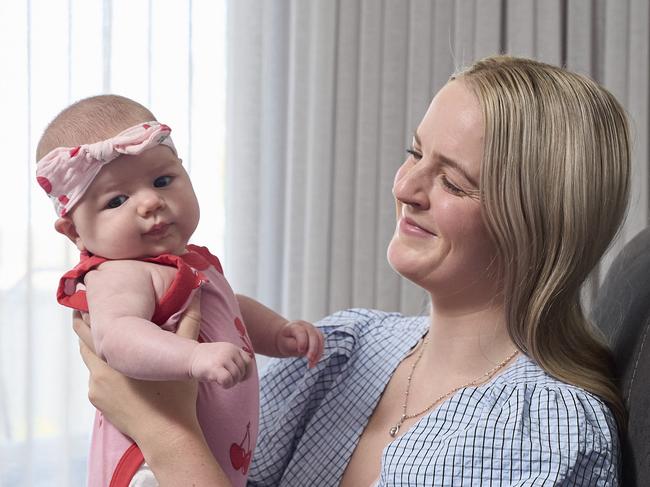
420,294,517,380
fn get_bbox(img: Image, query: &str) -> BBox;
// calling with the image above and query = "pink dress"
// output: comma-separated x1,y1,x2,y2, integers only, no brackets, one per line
58,245,259,487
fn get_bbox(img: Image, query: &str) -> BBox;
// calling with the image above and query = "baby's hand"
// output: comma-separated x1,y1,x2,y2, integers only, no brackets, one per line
276,320,324,368
189,342,252,388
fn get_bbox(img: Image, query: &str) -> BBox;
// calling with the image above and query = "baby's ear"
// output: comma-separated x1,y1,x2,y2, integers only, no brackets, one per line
54,217,86,252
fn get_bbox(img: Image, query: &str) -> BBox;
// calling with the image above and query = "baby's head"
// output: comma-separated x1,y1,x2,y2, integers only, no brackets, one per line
36,95,200,259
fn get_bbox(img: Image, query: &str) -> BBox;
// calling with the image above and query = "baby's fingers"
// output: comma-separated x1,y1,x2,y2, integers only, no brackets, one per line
239,349,253,380
307,328,325,368
233,349,251,380
287,324,309,354
219,351,251,387
215,367,237,389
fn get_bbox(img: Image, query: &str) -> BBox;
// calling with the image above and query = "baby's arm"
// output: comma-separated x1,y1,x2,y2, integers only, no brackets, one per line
86,260,250,385
237,294,324,367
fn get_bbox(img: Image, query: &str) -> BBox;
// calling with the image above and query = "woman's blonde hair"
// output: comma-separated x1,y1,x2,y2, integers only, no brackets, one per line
453,56,630,431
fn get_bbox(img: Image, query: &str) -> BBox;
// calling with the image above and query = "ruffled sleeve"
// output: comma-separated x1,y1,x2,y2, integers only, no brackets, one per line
377,355,620,486
502,384,620,486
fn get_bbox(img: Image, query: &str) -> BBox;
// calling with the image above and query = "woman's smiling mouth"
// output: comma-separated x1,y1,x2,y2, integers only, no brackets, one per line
399,216,436,237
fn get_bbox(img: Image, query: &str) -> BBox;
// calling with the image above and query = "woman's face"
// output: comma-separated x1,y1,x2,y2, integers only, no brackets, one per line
387,80,499,301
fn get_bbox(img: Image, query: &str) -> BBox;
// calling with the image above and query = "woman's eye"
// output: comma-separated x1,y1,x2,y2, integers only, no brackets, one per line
406,148,422,160
153,176,172,188
106,195,128,209
441,175,464,195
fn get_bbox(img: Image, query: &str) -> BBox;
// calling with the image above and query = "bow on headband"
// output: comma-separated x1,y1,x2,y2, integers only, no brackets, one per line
36,121,176,217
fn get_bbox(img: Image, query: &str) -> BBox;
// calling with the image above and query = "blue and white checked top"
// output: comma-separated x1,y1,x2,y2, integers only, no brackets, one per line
248,308,619,486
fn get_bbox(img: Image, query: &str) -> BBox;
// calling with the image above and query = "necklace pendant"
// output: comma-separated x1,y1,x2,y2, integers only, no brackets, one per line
389,425,400,437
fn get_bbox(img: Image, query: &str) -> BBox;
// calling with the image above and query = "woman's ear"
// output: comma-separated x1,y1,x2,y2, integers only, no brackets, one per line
54,217,86,252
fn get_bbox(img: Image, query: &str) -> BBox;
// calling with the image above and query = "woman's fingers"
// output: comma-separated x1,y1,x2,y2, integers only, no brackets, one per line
73,310,95,353
73,297,205,451
177,292,202,340
78,338,97,371
78,338,120,410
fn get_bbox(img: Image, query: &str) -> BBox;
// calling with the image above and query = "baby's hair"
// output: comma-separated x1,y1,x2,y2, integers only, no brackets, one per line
36,94,156,160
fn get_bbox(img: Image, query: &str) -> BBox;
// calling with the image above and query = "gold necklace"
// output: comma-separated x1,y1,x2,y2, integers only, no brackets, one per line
388,339,519,438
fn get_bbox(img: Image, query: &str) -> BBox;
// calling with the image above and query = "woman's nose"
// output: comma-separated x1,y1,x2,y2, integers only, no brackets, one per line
137,190,165,217
392,162,430,210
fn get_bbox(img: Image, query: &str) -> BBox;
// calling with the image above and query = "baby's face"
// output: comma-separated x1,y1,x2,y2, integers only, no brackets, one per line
68,145,200,259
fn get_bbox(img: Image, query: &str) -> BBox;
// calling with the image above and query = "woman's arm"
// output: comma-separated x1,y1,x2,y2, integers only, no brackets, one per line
74,297,232,487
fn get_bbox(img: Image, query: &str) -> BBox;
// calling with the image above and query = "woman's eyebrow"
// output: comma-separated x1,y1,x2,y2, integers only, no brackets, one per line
436,153,479,188
413,131,479,188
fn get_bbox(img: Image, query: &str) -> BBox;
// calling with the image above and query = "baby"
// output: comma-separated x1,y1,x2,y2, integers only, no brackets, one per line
35,95,324,487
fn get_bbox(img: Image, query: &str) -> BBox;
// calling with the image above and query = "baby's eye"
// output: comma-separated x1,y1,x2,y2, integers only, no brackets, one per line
153,176,172,188
106,195,128,209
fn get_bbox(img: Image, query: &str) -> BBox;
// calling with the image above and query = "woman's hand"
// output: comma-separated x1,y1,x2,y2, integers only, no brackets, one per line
74,295,232,486
74,296,202,445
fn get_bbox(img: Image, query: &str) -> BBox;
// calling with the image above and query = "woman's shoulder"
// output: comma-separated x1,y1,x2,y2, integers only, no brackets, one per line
488,354,619,445
496,355,614,409
384,354,620,485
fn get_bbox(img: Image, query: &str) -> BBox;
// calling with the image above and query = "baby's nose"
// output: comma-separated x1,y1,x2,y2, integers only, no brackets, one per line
137,191,165,217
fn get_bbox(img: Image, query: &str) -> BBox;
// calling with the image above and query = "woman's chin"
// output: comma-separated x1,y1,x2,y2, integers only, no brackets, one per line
387,239,428,283
387,237,456,294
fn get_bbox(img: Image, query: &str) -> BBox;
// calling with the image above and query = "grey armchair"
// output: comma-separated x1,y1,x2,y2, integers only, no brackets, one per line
592,227,650,486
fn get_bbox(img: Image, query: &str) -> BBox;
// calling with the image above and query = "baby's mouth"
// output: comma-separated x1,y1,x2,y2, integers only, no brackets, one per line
144,222,170,236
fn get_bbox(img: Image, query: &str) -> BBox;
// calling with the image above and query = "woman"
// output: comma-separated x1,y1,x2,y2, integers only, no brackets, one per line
76,56,629,485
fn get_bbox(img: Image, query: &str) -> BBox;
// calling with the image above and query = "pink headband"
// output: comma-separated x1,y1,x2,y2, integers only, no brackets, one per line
36,121,176,217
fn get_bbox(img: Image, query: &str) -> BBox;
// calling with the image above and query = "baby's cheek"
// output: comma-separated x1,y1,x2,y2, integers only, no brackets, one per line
91,220,135,258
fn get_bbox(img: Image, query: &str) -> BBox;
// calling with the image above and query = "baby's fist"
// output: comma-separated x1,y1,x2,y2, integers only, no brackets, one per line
189,342,251,388
276,320,324,368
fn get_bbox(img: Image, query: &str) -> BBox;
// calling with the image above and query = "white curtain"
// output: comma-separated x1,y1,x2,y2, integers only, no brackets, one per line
226,0,650,321
0,1,226,485
3,0,649,484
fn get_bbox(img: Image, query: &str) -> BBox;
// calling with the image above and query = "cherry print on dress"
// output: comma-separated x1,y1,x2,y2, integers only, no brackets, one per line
234,317,254,358
69,146,81,157
58,195,69,204
230,421,252,475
